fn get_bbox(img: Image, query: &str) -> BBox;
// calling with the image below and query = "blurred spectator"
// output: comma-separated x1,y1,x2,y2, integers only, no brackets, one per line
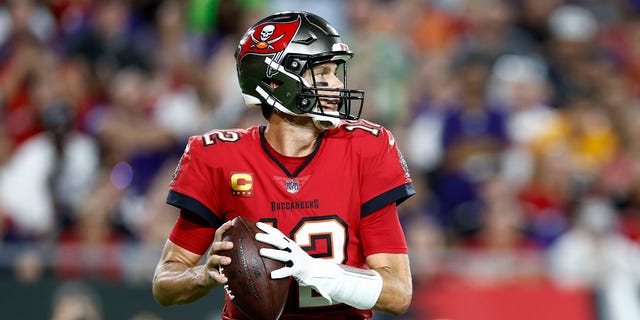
148,0,201,83
146,0,204,141
548,196,640,320
407,0,463,57
399,167,446,286
465,177,539,251
129,311,163,320
618,185,640,244
55,173,126,281
455,176,546,285
485,53,571,246
47,0,94,42
94,68,176,179
544,4,602,106
0,65,100,239
406,54,457,174
517,148,572,247
195,0,253,132
347,0,414,127
429,53,508,239
519,95,620,246
405,213,447,286
13,248,46,283
92,67,179,234
514,0,562,45
532,98,619,193
0,123,9,164
122,160,178,283
57,57,102,134
488,54,556,187
488,54,553,147
50,281,103,320
0,30,47,151
65,0,149,99
514,94,619,249
602,10,640,92
0,0,56,48
457,0,538,61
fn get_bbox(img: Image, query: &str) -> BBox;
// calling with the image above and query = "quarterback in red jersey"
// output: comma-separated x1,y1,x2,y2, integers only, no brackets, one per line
152,11,415,319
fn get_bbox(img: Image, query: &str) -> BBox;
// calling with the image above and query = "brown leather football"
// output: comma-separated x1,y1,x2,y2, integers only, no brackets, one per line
218,216,289,320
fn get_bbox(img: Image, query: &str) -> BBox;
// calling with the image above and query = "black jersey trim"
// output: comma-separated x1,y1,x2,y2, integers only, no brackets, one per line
259,125,324,178
360,182,416,218
166,190,223,228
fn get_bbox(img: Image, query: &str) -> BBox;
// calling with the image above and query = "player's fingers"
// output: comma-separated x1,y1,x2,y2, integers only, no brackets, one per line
255,233,289,249
209,240,233,255
271,267,293,279
200,255,229,285
214,220,234,242
259,248,290,262
208,267,227,284
207,253,231,270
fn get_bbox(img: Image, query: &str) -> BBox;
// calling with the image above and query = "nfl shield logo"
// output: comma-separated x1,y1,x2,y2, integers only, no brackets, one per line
274,175,309,194
285,180,300,194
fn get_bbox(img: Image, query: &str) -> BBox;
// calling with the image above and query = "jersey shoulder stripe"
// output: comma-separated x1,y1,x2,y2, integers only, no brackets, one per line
361,183,416,217
166,190,223,227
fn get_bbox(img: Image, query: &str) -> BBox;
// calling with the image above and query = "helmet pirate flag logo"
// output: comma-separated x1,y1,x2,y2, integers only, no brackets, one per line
237,18,301,61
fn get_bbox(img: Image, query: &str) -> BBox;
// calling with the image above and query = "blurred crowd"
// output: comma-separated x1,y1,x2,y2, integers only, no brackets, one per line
0,0,273,280
3,0,640,319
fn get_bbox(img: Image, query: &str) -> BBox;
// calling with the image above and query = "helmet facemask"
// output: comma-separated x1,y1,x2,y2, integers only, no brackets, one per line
290,55,364,129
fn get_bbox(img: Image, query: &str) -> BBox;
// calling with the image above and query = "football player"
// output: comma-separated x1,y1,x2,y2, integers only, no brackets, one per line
152,11,415,319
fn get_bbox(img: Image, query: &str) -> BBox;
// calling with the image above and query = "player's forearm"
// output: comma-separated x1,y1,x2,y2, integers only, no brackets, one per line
324,263,412,315
372,265,413,315
152,262,216,306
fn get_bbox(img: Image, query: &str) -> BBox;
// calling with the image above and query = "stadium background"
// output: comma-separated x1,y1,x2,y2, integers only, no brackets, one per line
2,0,640,319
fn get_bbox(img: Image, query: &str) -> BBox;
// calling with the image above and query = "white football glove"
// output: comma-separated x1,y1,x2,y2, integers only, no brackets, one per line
255,222,384,310
255,222,340,301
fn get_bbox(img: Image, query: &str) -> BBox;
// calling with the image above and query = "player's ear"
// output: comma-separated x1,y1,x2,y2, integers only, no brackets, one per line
267,79,282,89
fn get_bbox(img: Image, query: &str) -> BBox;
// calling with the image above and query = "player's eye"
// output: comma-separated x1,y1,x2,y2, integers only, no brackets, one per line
315,66,334,76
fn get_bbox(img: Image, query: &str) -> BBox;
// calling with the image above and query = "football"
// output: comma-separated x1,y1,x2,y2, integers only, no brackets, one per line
218,216,289,320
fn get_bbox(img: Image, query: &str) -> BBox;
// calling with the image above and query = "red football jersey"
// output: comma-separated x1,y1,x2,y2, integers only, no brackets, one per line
167,120,415,319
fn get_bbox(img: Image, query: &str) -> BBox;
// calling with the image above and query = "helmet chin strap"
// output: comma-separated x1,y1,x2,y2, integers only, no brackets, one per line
267,103,338,129
311,109,341,130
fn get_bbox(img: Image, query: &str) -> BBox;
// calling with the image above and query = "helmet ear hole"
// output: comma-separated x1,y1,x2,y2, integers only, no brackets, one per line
262,78,283,89
285,57,306,74
296,94,314,112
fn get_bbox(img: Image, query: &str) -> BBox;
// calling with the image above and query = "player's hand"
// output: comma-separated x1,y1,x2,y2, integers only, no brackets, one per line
255,222,340,300
255,222,314,281
205,220,234,286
